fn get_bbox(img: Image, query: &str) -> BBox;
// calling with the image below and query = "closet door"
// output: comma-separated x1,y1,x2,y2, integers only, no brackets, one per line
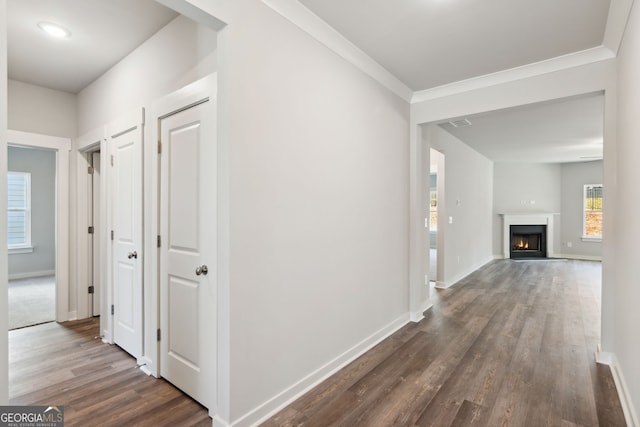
108,109,143,359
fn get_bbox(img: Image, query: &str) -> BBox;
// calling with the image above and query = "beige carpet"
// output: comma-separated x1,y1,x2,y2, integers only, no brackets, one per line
8,275,55,330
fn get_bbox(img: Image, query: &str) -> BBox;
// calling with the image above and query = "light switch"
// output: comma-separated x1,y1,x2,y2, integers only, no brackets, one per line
449,216,453,224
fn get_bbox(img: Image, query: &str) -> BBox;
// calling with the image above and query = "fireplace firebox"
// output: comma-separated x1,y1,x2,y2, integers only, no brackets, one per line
510,225,547,258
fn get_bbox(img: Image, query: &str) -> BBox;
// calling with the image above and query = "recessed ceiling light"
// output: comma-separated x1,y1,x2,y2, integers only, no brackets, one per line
37,21,71,39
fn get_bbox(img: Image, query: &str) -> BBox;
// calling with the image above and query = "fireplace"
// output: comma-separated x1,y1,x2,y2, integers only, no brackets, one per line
500,213,555,259
510,225,547,258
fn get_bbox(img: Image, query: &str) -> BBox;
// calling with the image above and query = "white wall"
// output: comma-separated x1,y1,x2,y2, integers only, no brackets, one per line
426,125,493,287
0,0,8,406
76,15,216,136
560,160,603,258
216,3,410,423
493,163,562,256
614,0,640,421
8,79,76,138
7,146,56,277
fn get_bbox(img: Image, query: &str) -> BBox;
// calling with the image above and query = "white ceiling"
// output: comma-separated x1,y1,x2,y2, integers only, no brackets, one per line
299,0,611,91
438,93,604,164
7,0,178,93
6,0,610,163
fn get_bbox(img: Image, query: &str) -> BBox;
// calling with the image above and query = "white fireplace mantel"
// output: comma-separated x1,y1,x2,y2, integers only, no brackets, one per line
500,212,557,259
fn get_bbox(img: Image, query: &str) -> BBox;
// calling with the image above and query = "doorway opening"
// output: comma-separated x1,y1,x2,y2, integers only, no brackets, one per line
429,148,445,289
6,131,71,330
7,145,56,329
88,150,101,317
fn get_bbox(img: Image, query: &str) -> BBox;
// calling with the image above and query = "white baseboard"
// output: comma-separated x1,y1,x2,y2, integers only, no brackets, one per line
554,253,602,261
8,270,55,280
232,313,411,427
596,346,639,427
493,254,505,260
435,256,494,289
595,344,613,365
213,416,231,427
67,311,77,321
102,329,112,344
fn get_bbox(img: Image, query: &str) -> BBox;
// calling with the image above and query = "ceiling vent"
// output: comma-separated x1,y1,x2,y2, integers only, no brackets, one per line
448,118,472,128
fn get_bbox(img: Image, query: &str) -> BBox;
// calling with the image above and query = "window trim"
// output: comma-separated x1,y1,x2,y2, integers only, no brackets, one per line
7,171,32,251
582,183,602,241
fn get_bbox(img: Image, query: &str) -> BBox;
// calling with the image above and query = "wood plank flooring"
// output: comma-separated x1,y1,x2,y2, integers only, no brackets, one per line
263,259,626,427
8,317,210,426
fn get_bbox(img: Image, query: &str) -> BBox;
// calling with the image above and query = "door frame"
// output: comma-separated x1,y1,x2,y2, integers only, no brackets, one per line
145,74,217,386
7,130,71,322
76,127,110,340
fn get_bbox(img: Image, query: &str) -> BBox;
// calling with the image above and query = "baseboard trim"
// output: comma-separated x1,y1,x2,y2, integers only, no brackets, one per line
67,311,77,321
595,344,613,365
597,347,639,427
8,270,55,280
232,313,411,427
435,256,494,289
554,253,602,261
213,415,231,427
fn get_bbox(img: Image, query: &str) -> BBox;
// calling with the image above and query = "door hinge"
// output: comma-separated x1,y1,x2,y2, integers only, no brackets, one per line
88,166,95,174
110,155,114,166
111,304,114,315
158,141,162,154
88,226,95,234
88,285,95,294
157,235,161,248
111,230,114,241
157,329,161,342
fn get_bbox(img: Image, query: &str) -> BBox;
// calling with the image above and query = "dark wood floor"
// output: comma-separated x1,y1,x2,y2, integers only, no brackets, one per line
264,259,626,427
8,317,210,426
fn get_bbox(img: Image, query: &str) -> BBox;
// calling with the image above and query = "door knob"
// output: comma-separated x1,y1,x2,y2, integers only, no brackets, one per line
195,265,208,276
127,251,138,259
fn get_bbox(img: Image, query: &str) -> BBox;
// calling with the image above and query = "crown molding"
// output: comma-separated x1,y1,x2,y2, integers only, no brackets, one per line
261,0,414,102
411,46,615,104
603,0,635,54
262,0,631,106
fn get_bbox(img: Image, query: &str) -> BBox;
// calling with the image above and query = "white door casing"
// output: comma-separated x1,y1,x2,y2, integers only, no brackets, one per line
159,93,216,410
108,110,144,359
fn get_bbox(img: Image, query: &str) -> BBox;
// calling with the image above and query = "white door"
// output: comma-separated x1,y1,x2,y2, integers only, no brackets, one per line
160,96,216,409
110,114,143,359
91,151,101,316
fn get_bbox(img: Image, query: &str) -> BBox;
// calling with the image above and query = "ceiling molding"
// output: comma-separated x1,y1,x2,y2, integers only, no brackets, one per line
261,0,414,102
603,0,635,54
411,46,615,104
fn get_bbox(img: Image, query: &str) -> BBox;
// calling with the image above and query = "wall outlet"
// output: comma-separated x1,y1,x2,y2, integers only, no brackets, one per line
567,242,573,248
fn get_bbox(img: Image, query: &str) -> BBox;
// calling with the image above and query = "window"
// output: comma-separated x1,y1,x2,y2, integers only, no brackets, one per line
583,184,602,240
7,171,32,251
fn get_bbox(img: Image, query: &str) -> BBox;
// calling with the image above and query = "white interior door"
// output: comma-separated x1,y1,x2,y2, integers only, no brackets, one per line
91,151,101,316
160,97,216,409
110,115,143,359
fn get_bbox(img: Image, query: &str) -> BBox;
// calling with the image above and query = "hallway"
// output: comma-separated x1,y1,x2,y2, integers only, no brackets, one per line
265,260,625,426
9,318,210,426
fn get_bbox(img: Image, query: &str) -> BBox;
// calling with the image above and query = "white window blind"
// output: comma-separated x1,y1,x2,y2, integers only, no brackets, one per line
7,172,31,249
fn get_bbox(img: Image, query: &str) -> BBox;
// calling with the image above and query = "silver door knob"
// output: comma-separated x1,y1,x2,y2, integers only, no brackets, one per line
127,251,138,259
195,265,208,276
